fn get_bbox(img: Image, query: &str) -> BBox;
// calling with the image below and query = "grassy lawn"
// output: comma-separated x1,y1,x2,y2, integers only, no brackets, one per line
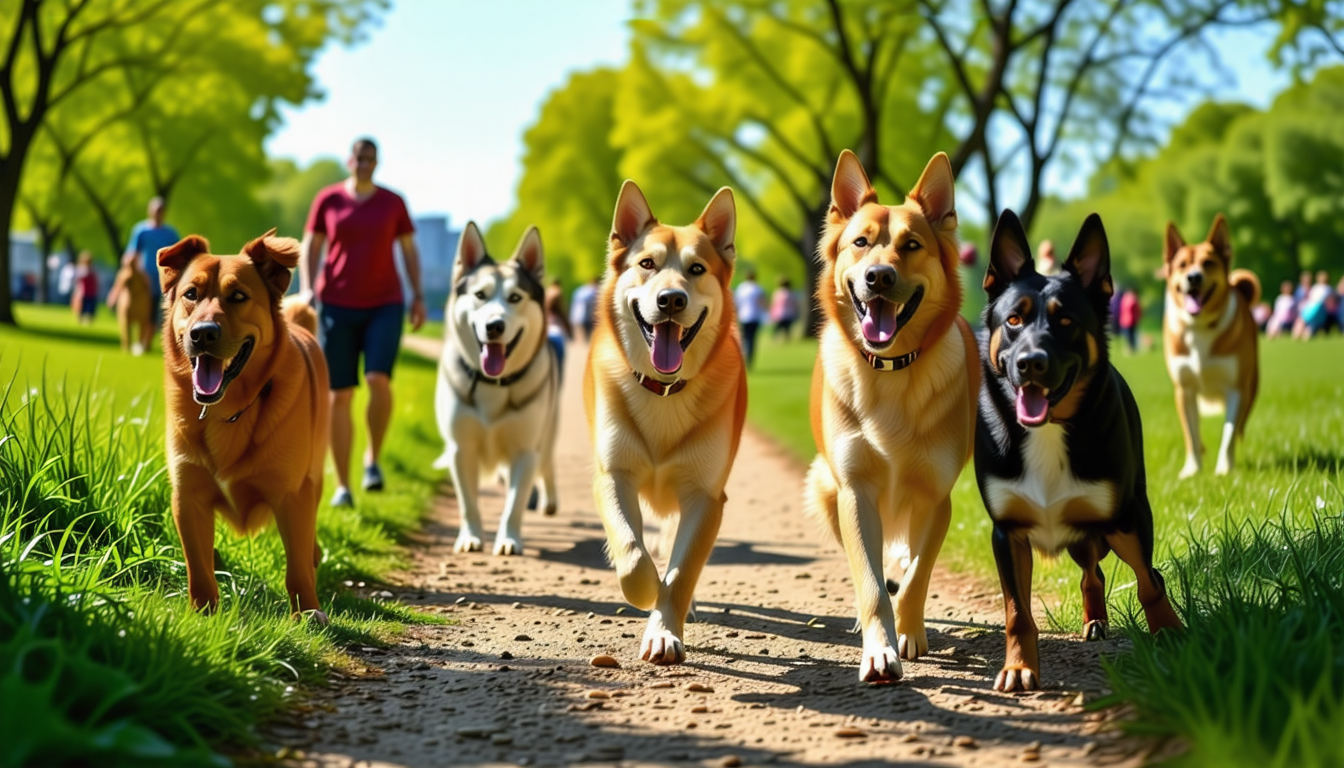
747,330,1344,767
1,303,444,766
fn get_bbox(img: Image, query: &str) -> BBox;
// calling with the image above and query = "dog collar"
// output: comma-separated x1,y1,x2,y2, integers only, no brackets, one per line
862,348,920,371
632,370,687,397
199,379,273,423
458,356,532,388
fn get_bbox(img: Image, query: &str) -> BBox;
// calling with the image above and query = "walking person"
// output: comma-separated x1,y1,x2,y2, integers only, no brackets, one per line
297,137,426,508
569,277,598,342
1118,288,1142,353
544,278,572,381
770,276,799,340
71,251,98,325
124,196,181,346
1293,271,1334,340
734,270,766,368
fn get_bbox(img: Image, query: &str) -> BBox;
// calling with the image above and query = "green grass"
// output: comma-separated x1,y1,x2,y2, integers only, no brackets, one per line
746,331,1344,767
1,304,445,766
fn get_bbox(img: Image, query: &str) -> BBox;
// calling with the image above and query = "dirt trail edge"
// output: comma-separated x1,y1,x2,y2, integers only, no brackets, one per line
282,337,1158,768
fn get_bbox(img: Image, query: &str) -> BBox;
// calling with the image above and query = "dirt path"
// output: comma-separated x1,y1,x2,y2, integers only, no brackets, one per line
279,337,1158,768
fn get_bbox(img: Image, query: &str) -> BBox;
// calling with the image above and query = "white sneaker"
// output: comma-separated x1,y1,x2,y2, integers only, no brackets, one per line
331,487,354,508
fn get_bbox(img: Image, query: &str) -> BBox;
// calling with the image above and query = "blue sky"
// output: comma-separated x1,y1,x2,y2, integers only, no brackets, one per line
266,2,1291,227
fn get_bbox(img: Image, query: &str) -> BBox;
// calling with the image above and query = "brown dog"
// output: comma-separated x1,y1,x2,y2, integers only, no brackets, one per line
159,231,331,622
1162,214,1260,477
584,181,747,665
107,254,154,355
805,150,978,683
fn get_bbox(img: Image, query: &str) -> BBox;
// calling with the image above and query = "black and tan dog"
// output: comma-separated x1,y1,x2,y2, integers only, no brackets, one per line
974,211,1182,692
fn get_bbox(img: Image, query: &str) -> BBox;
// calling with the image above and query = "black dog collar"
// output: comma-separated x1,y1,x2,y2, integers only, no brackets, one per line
861,348,921,371
632,370,687,397
199,379,274,423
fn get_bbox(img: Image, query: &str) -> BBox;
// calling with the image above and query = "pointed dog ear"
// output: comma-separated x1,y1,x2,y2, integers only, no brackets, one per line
695,187,736,266
1064,213,1113,298
1163,221,1186,270
611,180,657,251
985,210,1033,298
157,235,211,296
908,152,957,233
829,149,878,222
243,228,301,299
453,221,491,285
511,226,544,279
1206,213,1231,261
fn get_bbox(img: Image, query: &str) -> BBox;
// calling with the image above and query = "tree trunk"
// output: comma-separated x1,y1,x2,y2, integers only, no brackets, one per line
800,197,831,337
0,163,21,325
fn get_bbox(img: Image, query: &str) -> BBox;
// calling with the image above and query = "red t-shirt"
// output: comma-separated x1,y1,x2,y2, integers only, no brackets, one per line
305,183,415,308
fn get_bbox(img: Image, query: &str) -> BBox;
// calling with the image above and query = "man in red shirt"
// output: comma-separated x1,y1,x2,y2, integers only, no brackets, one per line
297,137,427,508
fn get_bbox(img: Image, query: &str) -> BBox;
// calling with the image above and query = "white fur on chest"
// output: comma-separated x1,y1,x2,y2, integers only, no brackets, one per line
1166,292,1239,402
984,423,1115,553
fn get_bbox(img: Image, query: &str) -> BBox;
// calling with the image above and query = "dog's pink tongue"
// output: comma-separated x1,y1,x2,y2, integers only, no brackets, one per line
481,343,507,377
1185,294,1204,315
1016,385,1050,427
193,356,224,396
651,321,684,374
861,297,898,345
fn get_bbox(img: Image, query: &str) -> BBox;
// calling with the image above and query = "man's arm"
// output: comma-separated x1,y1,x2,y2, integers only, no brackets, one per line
398,232,426,331
297,230,326,303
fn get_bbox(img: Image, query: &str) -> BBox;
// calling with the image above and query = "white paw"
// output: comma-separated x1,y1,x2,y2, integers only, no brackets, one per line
454,533,483,553
297,609,330,627
859,644,902,683
994,665,1039,692
493,536,523,556
1215,459,1232,475
897,628,928,660
1178,461,1200,479
640,628,685,665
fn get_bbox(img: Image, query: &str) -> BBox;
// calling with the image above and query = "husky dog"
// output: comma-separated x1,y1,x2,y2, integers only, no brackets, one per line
434,222,560,556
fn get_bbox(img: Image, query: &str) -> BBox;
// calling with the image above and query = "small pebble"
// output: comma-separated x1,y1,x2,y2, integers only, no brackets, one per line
650,681,675,689
718,756,742,767
500,651,514,660
589,654,621,668
690,705,709,713
835,727,867,738
684,683,715,693
514,634,533,642
586,690,610,700
953,735,977,748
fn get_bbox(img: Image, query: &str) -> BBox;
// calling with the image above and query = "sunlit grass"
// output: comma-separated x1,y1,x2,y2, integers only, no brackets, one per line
0,303,445,765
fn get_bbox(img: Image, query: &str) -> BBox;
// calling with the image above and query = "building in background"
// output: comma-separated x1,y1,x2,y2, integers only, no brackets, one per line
402,214,460,321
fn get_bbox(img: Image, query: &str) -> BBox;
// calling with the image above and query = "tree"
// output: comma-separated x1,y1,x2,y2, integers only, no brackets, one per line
257,157,347,243
0,0,385,325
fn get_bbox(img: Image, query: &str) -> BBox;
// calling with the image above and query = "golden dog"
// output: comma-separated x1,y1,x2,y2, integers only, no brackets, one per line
805,150,978,682
1162,214,1260,477
584,181,746,665
107,255,154,355
159,231,331,622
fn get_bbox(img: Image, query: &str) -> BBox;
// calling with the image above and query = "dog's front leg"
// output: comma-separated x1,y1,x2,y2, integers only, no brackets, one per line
1175,384,1203,478
171,464,220,613
836,479,901,683
895,494,951,660
1105,522,1182,635
444,441,485,553
495,451,538,556
1214,389,1241,475
992,523,1039,692
272,486,328,625
642,489,723,665
594,470,660,610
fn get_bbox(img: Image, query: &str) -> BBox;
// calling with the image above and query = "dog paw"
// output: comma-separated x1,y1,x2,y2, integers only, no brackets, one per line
493,536,523,556
543,501,558,516
1214,460,1232,476
898,628,928,660
859,645,903,684
640,629,685,665
1083,620,1108,641
297,609,330,627
994,664,1040,692
453,533,484,553
1178,461,1200,479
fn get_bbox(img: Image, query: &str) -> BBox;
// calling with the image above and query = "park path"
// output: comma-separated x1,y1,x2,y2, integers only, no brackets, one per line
277,336,1167,768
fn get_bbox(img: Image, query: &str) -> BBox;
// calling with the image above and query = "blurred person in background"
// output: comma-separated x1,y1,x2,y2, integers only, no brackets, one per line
1293,270,1334,340
1036,239,1059,276
734,270,766,368
71,251,98,325
124,196,180,336
1267,280,1297,338
570,276,598,342
545,277,572,381
770,275,800,341
1118,288,1142,353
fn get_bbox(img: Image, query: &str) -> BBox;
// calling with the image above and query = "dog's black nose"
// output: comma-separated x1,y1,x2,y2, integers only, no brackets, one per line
1015,349,1049,378
865,264,896,291
657,289,688,313
1187,272,1203,289
485,319,506,340
189,322,220,345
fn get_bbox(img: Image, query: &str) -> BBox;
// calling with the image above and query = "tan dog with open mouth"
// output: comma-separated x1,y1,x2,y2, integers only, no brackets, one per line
805,150,978,683
1162,214,1260,477
584,181,746,665
159,231,331,622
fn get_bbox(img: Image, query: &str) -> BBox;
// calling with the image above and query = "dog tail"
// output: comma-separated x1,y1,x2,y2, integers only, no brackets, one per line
282,297,319,335
1230,269,1261,307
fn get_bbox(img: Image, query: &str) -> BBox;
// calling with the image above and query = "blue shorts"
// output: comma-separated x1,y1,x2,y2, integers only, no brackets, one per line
319,302,404,390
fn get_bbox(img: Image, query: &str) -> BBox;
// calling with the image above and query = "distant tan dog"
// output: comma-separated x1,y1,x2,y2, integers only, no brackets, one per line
805,150,978,683
584,181,746,665
1162,214,1260,477
107,254,153,355
159,231,331,622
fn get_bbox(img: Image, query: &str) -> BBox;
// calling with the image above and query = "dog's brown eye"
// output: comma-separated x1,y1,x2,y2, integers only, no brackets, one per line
474,290,487,300
1007,314,1022,327
1202,260,1214,270
508,294,522,304
853,237,869,248
183,287,198,301
639,258,655,270
229,290,247,303
1059,316,1073,326
903,240,922,251
689,263,706,276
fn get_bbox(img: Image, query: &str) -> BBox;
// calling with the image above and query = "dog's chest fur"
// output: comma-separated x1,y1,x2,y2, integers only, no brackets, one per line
1165,290,1239,396
983,423,1115,554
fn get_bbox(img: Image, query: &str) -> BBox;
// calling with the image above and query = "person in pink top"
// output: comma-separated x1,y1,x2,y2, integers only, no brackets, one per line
1118,288,1141,353
297,137,427,508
